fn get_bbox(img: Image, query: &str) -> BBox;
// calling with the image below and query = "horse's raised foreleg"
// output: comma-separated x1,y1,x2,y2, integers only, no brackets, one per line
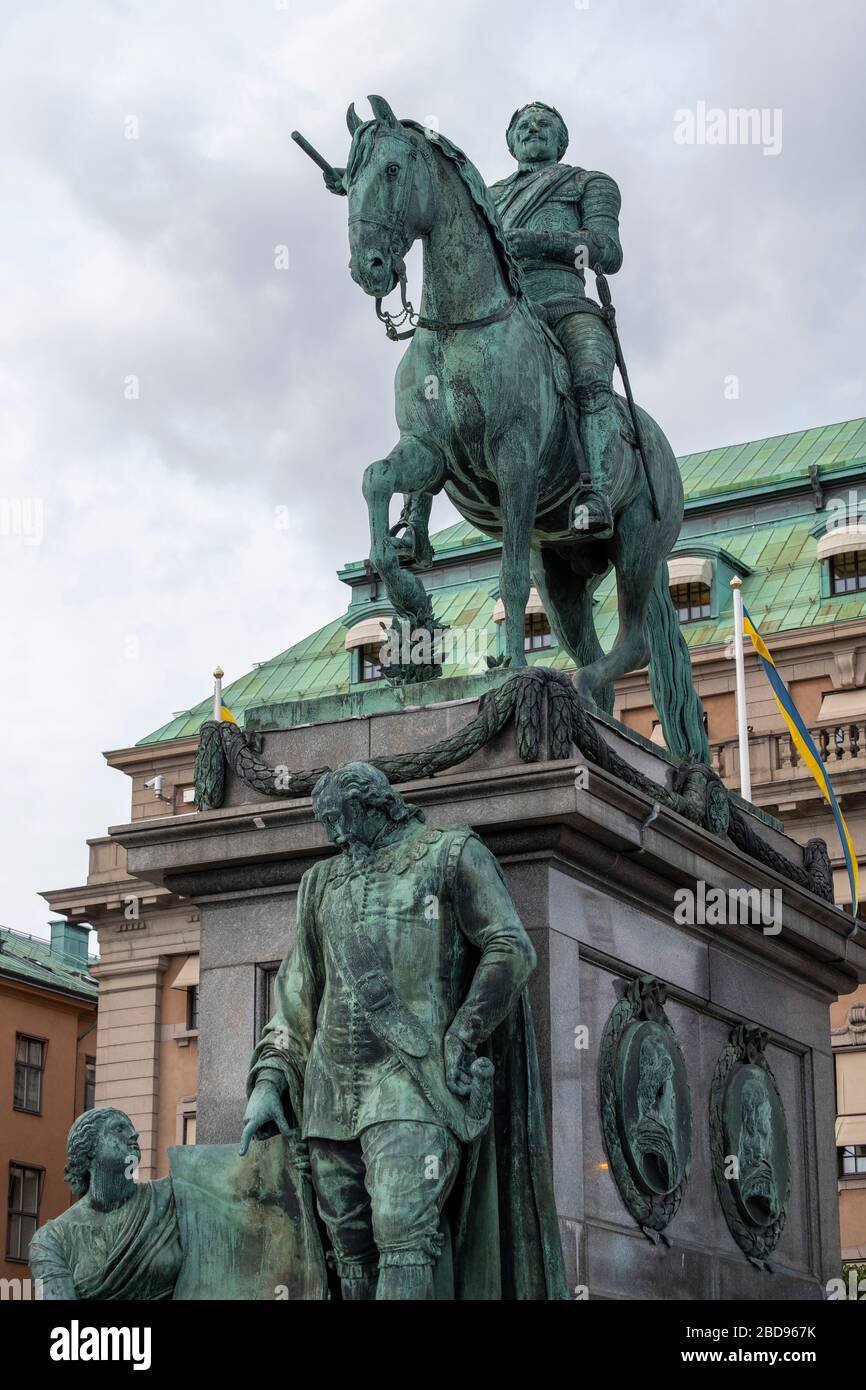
495,431,539,669
363,437,446,674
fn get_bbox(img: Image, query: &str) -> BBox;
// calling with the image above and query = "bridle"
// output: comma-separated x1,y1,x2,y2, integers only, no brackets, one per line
349,125,516,343
373,264,517,342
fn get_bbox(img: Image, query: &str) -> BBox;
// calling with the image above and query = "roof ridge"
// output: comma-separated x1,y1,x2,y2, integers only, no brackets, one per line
676,414,866,463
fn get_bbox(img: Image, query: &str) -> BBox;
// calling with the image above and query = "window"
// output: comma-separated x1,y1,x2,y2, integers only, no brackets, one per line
839,1144,866,1176
186,984,199,1032
671,581,711,623
524,612,553,652
6,1164,42,1262
266,968,278,1019
359,642,383,682
831,551,866,595
14,1036,45,1114
84,1056,96,1111
183,1114,197,1145
258,965,280,1039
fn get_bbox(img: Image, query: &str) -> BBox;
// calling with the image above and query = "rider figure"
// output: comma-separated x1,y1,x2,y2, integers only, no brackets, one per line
490,102,621,540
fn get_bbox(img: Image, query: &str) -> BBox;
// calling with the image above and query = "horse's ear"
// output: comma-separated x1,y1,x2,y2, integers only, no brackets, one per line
346,103,361,135
368,94,397,126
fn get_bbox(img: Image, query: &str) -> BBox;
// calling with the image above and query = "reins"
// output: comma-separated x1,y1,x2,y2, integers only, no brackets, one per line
375,273,517,342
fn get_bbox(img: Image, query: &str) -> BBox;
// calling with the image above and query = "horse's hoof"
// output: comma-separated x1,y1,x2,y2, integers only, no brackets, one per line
486,654,510,669
389,524,434,569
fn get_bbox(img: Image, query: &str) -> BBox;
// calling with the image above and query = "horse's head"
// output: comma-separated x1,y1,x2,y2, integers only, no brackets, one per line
344,95,435,298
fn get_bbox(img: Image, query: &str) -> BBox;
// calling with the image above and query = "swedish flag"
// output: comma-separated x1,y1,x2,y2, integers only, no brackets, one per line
742,605,858,914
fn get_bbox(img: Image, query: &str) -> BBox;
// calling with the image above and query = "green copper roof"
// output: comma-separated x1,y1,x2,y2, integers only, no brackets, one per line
678,415,866,501
138,416,866,746
0,927,98,1001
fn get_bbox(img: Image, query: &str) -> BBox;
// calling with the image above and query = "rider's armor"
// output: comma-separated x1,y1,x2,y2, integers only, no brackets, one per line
489,164,623,539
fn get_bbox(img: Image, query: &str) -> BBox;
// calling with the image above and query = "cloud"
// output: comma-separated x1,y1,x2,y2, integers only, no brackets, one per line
1,0,864,931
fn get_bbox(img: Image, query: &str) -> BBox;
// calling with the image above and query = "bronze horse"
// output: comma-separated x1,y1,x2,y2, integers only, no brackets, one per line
341,96,707,764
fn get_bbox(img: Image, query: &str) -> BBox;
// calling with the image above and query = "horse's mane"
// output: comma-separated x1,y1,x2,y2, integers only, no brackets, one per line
346,119,525,299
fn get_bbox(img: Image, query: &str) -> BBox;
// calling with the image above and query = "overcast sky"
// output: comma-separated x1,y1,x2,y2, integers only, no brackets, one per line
1,0,864,937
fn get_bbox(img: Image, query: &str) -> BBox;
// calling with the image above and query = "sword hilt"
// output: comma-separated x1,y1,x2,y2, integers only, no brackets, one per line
595,271,614,315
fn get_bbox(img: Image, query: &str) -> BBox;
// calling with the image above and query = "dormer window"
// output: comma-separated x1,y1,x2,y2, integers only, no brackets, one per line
830,551,866,595
524,612,553,651
667,556,713,624
670,581,711,623
816,524,866,598
360,643,384,681
344,615,392,684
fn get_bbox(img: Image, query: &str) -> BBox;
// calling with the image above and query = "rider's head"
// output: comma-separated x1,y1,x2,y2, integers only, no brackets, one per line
506,102,569,167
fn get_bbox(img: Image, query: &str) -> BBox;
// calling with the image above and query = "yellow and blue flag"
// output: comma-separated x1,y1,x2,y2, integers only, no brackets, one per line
742,604,858,914
219,704,237,724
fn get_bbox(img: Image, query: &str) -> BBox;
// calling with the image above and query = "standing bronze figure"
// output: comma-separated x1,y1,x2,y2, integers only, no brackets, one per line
240,762,568,1300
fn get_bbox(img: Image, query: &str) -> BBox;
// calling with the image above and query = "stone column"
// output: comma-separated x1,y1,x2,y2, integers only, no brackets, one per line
90,955,167,1180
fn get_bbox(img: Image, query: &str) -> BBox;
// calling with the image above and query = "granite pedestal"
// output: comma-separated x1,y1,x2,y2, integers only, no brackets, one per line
112,681,866,1300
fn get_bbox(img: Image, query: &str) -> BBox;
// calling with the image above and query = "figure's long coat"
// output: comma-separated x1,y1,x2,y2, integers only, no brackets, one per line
248,823,569,1300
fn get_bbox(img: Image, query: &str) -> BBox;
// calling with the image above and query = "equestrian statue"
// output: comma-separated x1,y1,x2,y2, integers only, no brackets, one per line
294,97,709,765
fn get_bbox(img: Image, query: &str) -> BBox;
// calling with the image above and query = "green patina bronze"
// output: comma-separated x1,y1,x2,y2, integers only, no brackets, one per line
710,1024,790,1272
239,761,568,1300
304,96,709,763
599,977,692,1244
28,1108,326,1300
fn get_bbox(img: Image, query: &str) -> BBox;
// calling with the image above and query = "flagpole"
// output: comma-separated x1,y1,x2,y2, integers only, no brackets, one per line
213,665,224,723
730,578,752,802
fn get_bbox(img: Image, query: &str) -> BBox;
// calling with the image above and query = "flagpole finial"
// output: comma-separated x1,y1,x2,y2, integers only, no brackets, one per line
213,666,225,723
730,576,742,590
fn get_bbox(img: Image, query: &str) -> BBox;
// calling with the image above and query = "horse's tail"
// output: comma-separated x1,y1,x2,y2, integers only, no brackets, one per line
647,566,710,764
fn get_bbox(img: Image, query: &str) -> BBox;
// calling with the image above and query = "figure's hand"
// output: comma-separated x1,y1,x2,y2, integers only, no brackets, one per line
322,166,347,195
444,1032,475,1097
238,1080,293,1156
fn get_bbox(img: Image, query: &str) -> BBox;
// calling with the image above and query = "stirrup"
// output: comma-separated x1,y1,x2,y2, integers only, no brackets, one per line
389,521,433,568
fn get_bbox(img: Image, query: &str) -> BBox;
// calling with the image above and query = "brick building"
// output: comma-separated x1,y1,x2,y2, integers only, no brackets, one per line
0,920,96,1283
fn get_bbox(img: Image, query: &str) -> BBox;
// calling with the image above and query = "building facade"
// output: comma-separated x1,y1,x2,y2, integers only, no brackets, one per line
0,920,96,1285
42,414,866,1258
42,812,200,1183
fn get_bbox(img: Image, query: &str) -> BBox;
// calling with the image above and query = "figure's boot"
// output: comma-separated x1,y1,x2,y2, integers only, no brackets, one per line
376,1253,436,1301
571,384,620,540
336,1260,379,1301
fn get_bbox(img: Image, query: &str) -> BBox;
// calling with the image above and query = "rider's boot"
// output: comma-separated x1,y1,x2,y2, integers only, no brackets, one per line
571,383,619,541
